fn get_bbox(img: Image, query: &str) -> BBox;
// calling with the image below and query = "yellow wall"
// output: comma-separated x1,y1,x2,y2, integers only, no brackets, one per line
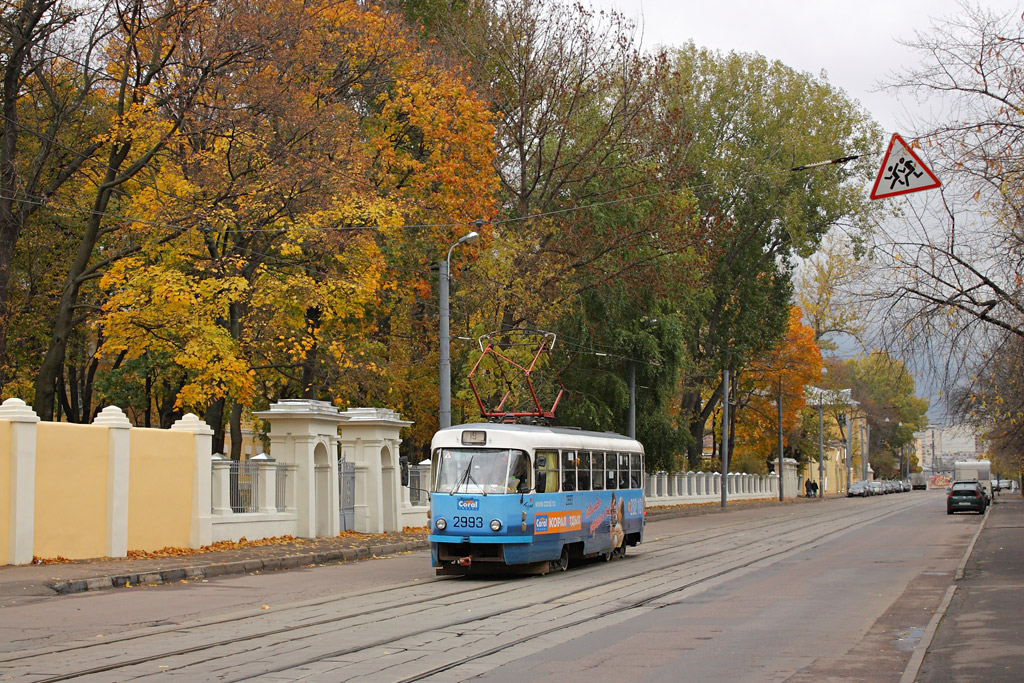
34,423,109,560
0,421,10,565
128,428,194,552
803,447,860,494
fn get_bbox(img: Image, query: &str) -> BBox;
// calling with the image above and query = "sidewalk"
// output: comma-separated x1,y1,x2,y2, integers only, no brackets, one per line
0,531,430,605
913,491,1024,682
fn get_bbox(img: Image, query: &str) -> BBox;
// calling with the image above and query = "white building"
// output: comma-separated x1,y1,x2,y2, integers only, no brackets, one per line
914,424,983,472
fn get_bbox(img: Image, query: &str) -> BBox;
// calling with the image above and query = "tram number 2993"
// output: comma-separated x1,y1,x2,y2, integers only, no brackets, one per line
452,516,484,529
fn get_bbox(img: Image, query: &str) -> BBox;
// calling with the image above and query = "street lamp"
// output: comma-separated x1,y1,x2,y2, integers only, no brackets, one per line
439,229,480,429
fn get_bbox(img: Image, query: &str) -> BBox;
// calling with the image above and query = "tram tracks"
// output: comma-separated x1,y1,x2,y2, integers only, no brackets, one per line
3,495,930,682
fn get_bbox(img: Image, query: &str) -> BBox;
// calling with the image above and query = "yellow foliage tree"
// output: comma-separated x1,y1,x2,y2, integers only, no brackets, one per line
730,306,824,468
98,0,497,452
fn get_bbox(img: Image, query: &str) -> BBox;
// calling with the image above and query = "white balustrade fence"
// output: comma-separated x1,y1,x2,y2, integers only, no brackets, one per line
642,469,785,507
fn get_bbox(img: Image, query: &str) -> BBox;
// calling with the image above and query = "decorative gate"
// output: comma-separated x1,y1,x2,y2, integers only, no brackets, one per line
338,460,355,531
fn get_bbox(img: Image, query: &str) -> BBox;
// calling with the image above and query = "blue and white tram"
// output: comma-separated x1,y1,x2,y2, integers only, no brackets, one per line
428,422,645,575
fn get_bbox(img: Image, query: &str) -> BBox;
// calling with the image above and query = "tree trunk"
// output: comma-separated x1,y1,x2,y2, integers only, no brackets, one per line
229,401,242,460
207,396,225,455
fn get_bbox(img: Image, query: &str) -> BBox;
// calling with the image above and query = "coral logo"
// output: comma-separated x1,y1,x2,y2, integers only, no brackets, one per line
457,499,479,511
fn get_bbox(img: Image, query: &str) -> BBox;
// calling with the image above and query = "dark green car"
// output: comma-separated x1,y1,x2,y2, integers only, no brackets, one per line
947,481,987,515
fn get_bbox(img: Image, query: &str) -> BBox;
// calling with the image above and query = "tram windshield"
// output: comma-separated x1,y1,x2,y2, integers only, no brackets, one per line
433,448,531,495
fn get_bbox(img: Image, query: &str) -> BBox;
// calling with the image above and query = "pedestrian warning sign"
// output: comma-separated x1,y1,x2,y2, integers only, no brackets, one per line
870,133,941,199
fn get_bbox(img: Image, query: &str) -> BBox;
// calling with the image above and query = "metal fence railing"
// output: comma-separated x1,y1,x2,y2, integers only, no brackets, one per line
276,464,292,512
408,462,430,506
229,460,259,513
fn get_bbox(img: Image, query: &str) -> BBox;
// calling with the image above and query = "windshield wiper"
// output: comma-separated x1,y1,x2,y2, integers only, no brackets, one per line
451,454,486,496
451,455,473,495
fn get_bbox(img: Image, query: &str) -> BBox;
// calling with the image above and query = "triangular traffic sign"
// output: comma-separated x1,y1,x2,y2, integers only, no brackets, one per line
869,133,941,200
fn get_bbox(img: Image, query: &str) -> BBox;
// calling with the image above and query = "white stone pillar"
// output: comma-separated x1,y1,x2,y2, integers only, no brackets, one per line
170,413,214,548
337,408,413,534
256,400,347,539
93,406,132,558
210,455,232,515
0,398,39,565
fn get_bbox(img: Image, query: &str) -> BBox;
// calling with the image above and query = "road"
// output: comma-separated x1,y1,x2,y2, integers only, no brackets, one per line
0,490,977,681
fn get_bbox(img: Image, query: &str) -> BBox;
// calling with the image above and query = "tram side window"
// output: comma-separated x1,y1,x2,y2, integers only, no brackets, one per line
591,452,604,490
535,450,559,493
630,453,642,488
561,451,577,491
508,451,531,493
617,453,629,489
577,452,592,491
606,453,618,490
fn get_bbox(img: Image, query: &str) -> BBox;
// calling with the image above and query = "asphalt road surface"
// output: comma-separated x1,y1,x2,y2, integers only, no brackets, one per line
0,490,976,682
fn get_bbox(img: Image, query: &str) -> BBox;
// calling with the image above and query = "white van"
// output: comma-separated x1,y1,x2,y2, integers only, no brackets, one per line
953,461,992,500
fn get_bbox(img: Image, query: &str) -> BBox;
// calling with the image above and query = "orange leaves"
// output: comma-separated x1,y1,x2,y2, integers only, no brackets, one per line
90,0,498,418
733,306,823,456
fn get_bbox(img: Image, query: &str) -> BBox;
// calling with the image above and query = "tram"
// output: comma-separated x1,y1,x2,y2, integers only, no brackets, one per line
428,422,645,575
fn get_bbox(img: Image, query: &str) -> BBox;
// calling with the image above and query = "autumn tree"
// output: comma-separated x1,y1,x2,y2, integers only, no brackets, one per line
658,44,881,468
836,351,929,479
97,0,497,453
795,232,870,351
730,306,823,472
0,0,110,392
948,332,1024,476
429,1,686,331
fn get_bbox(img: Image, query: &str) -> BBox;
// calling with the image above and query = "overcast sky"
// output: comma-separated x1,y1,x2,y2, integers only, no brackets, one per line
598,0,1022,133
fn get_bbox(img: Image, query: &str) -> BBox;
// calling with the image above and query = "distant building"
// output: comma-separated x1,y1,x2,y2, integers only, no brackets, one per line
914,424,984,473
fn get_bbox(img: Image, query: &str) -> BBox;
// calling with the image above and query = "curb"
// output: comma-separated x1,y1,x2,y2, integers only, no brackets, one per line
45,540,430,596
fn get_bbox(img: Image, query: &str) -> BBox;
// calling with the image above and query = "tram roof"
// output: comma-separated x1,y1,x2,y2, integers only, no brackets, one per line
431,422,644,453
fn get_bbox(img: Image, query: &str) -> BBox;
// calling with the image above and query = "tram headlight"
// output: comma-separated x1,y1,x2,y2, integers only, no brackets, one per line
435,517,447,531
489,519,502,532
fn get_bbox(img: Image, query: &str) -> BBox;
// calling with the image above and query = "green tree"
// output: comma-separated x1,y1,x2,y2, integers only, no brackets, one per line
841,351,929,478
658,44,881,467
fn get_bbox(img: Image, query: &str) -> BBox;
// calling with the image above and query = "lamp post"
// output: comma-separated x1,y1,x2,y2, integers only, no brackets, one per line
862,419,871,481
817,390,825,497
777,374,784,502
439,230,480,429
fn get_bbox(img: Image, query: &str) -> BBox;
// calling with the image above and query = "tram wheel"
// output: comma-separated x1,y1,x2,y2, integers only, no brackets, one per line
550,546,569,572
613,541,627,559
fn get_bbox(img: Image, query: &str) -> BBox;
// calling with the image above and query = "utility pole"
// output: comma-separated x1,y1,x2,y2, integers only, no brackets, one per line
845,414,853,489
627,361,636,439
722,367,730,508
862,421,870,481
817,394,824,497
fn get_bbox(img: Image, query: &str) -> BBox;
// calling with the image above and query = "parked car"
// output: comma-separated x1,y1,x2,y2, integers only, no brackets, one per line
847,481,870,497
868,481,885,496
947,481,988,515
